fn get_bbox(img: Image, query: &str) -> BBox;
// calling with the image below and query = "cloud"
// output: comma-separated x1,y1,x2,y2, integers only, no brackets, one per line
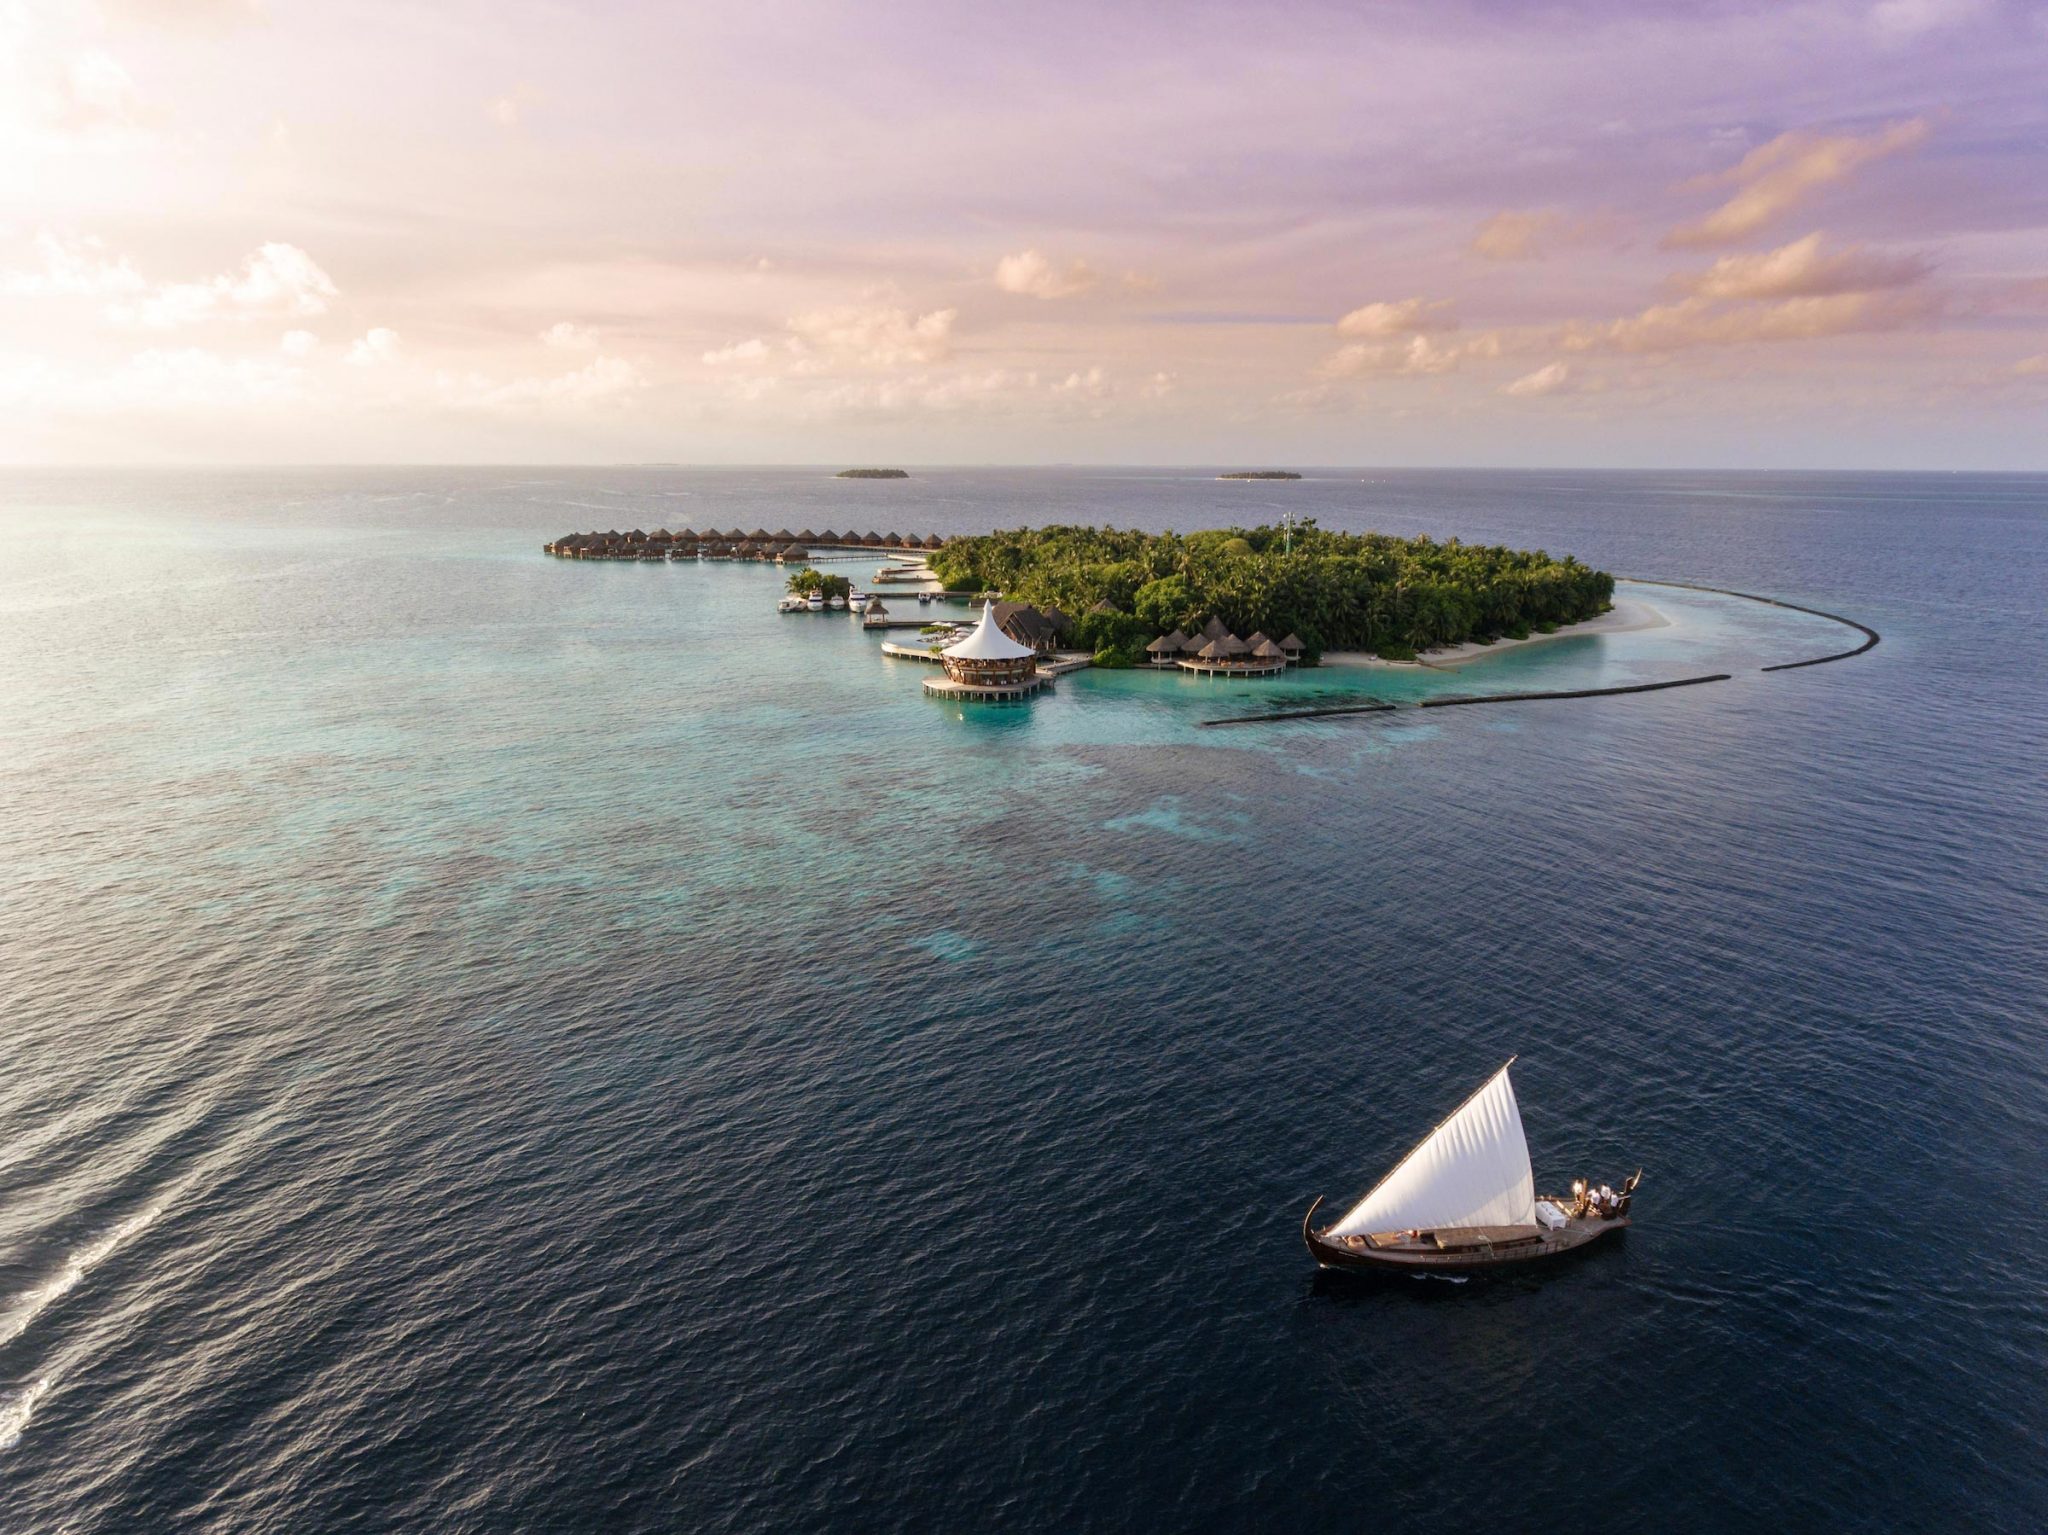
702,337,769,365
279,329,317,355
45,50,146,134
0,231,145,297
346,327,400,365
1870,0,1987,41
0,347,302,413
786,303,955,367
1321,333,1466,378
110,243,340,328
1468,211,1613,263
489,96,520,128
1503,361,1573,396
1138,370,1176,399
1673,232,1929,300
1562,290,1934,353
1335,297,1458,338
439,355,646,410
994,250,1098,299
540,321,599,350
1664,118,1931,248
2014,355,2048,377
1052,365,1110,398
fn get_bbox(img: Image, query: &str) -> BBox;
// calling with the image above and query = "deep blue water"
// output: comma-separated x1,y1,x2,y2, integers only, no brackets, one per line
2,468,2045,1533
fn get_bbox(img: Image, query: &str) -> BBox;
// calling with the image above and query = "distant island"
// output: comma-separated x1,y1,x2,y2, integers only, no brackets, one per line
927,522,1613,664
836,468,909,479
1218,470,1301,480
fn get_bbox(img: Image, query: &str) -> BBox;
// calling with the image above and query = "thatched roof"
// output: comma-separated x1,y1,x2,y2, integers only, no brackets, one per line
1243,631,1270,649
864,596,889,615
772,529,796,543
1040,605,1073,634
781,543,808,558
1087,600,1118,615
1278,632,1305,651
817,529,841,544
1218,634,1251,656
795,529,818,543
922,533,944,549
882,533,903,547
862,531,884,545
747,527,771,541
1145,630,1185,654
1201,615,1230,641
1252,638,1287,659
1197,638,1231,659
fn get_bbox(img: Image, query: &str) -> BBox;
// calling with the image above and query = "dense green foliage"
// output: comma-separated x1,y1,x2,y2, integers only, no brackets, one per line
927,522,1614,656
786,569,852,599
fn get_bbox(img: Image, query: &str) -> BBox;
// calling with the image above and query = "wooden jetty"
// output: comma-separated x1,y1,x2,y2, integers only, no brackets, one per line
543,529,947,561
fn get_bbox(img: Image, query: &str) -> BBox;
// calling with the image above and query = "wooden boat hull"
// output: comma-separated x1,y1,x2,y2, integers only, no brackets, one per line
1302,1195,1628,1275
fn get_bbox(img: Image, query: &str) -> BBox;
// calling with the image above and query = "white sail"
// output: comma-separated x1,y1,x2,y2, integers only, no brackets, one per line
1328,1063,1536,1236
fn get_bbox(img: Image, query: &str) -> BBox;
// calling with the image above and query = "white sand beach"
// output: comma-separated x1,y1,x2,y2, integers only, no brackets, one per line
1323,595,1671,671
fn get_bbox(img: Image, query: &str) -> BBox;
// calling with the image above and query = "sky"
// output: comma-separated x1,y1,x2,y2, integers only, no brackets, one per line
3,0,2047,467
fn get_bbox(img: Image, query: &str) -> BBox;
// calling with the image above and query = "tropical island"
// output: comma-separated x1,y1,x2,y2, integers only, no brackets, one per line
926,522,1614,666
1218,470,1302,480
836,468,910,478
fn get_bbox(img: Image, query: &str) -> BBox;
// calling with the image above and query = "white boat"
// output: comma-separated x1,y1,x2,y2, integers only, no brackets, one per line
1303,1058,1639,1275
829,594,847,610
807,593,825,610
918,591,933,605
778,595,806,612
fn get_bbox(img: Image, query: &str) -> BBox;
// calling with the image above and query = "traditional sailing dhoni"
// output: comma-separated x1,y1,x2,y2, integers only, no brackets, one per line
1304,1059,1640,1275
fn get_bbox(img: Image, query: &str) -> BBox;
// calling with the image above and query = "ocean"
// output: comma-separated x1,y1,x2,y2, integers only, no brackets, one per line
3,467,2044,1532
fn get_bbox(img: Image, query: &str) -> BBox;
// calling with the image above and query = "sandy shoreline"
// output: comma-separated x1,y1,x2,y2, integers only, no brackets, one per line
1323,594,1671,671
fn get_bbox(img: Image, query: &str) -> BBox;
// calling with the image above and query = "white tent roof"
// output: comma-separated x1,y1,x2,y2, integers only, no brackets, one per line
943,602,1035,661
1328,1061,1536,1236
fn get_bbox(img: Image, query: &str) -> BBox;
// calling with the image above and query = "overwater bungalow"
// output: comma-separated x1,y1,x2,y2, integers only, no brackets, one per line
1145,629,1189,666
1179,630,1285,676
795,529,819,544
779,542,809,563
772,528,796,544
926,602,1048,701
1200,615,1231,644
922,534,945,550
1279,633,1306,661
818,529,842,545
861,531,885,546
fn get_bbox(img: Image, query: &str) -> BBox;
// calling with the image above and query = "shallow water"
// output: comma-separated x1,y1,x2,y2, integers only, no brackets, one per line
3,467,2045,1532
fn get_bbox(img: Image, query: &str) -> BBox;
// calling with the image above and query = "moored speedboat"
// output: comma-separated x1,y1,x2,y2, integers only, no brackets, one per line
807,593,825,610
1304,1059,1639,1276
830,593,848,609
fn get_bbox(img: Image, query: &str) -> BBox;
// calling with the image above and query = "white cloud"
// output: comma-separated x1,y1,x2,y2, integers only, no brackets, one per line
1675,233,1928,300
489,96,520,128
2013,355,2048,377
1665,118,1931,248
994,250,1097,300
1871,0,1987,41
0,231,145,297
1139,370,1177,399
109,243,340,329
279,329,318,355
1322,333,1467,378
540,321,599,350
1503,362,1572,397
786,303,955,368
439,355,646,410
347,327,400,366
702,337,769,365
1468,210,1612,262
1052,366,1110,398
1334,298,1457,338
1562,290,1934,353
0,347,302,413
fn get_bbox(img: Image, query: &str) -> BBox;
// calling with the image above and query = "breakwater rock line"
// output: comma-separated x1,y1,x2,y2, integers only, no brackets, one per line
1626,578,1880,670
1199,675,1728,727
